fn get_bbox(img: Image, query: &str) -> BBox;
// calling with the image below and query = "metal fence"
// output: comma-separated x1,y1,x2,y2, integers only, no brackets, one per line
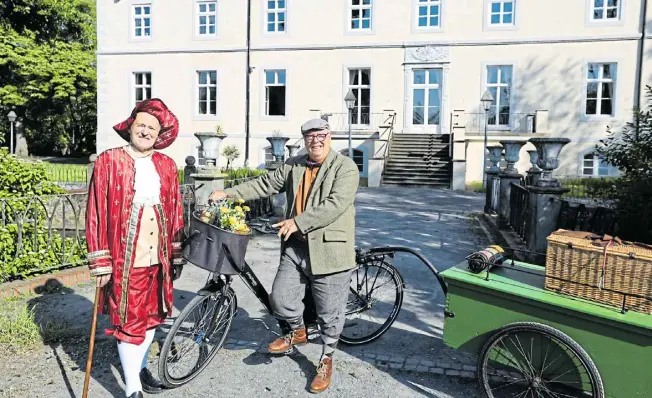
318,111,396,133
2,175,274,282
465,112,536,134
509,183,530,242
43,163,89,189
0,193,88,281
556,200,619,237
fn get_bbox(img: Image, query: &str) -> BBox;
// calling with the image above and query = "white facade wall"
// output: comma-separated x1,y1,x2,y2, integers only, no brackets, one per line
97,0,652,184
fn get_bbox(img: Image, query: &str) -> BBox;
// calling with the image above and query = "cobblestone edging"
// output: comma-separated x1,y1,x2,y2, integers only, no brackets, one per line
0,267,91,299
220,339,478,380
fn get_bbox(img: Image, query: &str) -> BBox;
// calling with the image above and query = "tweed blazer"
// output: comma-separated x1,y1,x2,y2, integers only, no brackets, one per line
224,149,359,275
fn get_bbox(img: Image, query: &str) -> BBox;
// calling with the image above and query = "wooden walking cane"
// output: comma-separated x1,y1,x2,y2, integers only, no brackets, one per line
82,285,102,398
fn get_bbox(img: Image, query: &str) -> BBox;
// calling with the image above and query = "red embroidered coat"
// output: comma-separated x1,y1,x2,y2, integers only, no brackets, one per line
85,147,185,327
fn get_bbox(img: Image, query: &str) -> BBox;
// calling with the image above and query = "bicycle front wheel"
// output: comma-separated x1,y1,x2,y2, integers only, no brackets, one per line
158,289,236,388
339,260,404,345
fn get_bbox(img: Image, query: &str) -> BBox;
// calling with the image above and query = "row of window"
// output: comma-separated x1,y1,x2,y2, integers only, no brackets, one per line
130,0,622,39
132,60,616,128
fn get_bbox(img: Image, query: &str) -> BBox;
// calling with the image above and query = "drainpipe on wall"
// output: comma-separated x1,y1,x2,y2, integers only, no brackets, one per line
635,0,649,140
244,0,252,166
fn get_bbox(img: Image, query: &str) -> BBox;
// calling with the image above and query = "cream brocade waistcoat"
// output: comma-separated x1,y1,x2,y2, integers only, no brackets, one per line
129,149,162,268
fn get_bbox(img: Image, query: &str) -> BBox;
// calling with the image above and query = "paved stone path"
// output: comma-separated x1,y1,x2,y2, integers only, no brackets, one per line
2,187,489,397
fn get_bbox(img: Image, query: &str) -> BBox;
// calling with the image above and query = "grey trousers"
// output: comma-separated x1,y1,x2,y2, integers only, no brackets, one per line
270,237,353,349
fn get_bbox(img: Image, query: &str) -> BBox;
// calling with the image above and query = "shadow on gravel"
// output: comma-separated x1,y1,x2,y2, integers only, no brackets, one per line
27,279,124,398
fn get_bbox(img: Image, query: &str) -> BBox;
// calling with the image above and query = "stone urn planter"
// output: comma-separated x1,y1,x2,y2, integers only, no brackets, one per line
195,131,227,168
529,137,571,187
499,140,526,176
527,150,540,172
266,135,290,162
286,144,301,158
486,145,503,173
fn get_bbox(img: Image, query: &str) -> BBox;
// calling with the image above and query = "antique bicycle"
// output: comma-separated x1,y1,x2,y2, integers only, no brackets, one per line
156,217,416,388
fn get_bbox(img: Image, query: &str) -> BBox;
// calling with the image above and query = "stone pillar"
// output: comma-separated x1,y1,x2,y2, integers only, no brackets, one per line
484,145,503,213
526,137,571,261
183,156,197,186
526,186,568,256
192,133,228,208
498,140,526,225
451,110,467,190
191,170,227,208
87,154,98,184
266,163,286,220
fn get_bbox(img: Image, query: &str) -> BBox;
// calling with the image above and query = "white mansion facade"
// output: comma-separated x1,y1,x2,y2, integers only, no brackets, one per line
96,0,652,187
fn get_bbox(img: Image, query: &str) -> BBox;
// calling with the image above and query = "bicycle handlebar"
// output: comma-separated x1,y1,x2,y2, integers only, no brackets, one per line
356,246,448,296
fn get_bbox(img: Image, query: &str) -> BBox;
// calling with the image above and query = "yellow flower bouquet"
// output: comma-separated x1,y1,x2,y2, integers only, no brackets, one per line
199,199,251,235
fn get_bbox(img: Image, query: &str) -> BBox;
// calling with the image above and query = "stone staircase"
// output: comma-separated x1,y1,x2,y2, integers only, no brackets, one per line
381,134,452,188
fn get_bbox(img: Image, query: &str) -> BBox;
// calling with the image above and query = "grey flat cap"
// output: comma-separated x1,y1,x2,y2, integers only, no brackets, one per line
301,118,329,134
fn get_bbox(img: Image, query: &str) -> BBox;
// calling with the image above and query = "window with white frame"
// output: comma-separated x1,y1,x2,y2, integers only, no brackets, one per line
416,0,441,28
411,69,442,126
591,0,620,21
586,63,616,116
197,1,217,36
134,72,152,105
350,0,372,30
489,0,514,25
264,69,286,116
132,4,151,38
582,153,613,177
197,71,217,116
485,65,512,126
266,0,286,33
340,149,364,174
347,68,371,125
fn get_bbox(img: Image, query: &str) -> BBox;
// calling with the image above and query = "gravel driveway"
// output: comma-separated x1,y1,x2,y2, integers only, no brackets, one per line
0,187,488,398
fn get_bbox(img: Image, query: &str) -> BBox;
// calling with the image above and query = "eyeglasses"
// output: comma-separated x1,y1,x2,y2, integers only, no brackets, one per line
303,133,329,142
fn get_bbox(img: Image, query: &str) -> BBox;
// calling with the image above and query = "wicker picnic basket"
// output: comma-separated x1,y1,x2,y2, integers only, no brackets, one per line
544,229,652,314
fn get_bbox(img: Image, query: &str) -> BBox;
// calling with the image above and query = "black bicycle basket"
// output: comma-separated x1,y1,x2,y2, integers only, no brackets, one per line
182,211,251,275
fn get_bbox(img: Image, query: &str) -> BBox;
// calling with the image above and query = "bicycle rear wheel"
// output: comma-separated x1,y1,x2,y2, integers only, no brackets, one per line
158,288,236,388
339,260,404,345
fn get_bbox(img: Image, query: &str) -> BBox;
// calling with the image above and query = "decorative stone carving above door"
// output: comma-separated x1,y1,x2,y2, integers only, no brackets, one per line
404,46,451,63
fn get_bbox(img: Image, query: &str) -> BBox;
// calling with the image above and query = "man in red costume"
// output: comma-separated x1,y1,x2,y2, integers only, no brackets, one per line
85,98,186,398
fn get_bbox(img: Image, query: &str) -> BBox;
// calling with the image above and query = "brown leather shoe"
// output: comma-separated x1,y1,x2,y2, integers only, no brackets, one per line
309,356,333,393
267,328,307,354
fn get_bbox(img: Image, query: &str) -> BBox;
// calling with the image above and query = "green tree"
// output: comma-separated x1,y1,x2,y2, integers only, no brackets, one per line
0,0,96,157
222,145,240,171
596,86,652,243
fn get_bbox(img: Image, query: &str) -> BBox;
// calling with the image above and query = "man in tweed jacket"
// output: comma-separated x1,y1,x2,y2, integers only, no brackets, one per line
210,118,359,393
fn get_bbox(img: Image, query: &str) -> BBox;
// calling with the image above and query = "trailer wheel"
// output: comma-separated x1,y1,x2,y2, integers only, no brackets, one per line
478,322,604,398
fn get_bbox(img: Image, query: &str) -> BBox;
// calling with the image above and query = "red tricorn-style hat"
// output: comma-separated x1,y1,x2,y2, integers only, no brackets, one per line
113,98,180,150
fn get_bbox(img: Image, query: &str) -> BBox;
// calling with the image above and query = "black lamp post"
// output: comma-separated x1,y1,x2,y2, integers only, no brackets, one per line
480,90,494,188
344,89,356,158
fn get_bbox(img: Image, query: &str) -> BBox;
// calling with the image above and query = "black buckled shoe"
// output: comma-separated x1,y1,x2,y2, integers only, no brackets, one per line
128,392,143,398
140,368,166,394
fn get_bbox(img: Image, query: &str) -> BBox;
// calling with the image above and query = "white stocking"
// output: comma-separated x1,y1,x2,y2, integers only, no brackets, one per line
117,329,155,397
140,328,156,370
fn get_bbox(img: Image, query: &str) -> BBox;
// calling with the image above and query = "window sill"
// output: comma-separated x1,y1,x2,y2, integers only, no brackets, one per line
579,114,617,123
193,34,220,41
412,26,444,34
483,24,518,32
585,18,625,27
345,29,375,36
193,114,220,121
259,115,290,122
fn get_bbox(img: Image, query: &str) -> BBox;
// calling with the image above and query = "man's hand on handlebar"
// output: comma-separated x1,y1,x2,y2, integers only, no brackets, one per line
273,218,298,241
209,190,228,201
